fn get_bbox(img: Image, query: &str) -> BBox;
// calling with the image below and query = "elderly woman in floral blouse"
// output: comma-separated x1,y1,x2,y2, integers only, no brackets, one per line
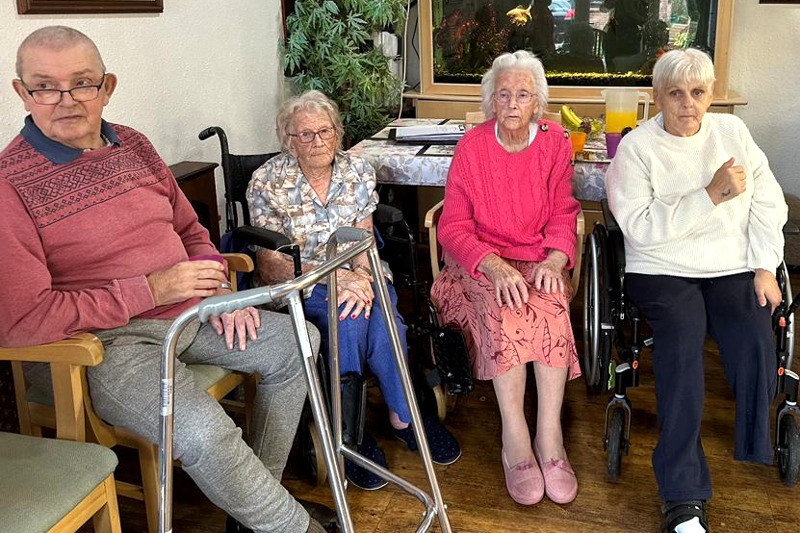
246,90,460,490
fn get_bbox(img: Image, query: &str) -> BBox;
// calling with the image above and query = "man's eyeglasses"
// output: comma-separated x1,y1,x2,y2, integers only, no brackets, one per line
289,127,336,144
494,90,535,105
20,74,106,105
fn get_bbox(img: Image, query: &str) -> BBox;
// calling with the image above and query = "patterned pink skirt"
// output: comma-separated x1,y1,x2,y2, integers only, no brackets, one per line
430,259,581,381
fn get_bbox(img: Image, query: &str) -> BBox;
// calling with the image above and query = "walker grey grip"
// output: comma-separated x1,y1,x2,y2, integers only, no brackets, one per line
331,227,371,243
197,287,276,322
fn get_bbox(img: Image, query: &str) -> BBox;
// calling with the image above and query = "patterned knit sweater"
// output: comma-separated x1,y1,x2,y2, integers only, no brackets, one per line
438,118,580,278
605,112,787,277
0,121,216,347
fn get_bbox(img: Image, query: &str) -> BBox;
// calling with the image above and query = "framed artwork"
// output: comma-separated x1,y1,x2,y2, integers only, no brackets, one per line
760,0,800,3
17,0,164,14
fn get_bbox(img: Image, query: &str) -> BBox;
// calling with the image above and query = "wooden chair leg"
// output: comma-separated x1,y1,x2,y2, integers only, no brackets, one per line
92,474,122,533
139,442,160,533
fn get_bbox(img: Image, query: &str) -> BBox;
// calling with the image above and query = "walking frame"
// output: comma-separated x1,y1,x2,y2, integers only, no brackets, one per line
158,227,452,533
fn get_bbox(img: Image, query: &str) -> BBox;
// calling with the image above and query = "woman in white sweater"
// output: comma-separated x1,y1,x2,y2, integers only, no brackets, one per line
605,49,787,533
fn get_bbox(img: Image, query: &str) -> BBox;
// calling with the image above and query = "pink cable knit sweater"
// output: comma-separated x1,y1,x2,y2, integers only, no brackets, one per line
438,118,580,278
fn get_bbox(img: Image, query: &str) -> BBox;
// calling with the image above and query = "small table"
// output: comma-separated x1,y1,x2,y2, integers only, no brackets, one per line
170,161,221,247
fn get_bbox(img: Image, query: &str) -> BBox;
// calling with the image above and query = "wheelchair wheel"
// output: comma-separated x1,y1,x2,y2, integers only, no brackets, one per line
582,228,613,394
431,383,460,422
777,415,800,487
606,408,625,481
305,419,328,486
433,384,447,422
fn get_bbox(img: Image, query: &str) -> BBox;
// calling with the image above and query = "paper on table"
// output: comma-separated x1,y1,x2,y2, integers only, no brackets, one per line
394,124,465,141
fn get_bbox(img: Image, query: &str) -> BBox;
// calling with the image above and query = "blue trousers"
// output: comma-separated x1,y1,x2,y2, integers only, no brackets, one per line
626,272,776,502
304,282,411,423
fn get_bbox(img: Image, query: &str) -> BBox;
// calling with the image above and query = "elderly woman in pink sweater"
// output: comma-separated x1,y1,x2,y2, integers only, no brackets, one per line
431,50,581,506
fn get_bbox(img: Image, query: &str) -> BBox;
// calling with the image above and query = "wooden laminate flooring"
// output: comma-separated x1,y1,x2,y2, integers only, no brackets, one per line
104,274,800,533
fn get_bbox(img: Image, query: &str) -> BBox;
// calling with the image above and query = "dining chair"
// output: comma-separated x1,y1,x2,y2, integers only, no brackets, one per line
425,201,586,292
0,430,121,533
7,253,257,533
0,333,121,533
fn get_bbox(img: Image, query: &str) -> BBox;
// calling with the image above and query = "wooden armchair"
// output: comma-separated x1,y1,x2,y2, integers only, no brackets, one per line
5,253,257,533
0,338,121,532
424,201,585,291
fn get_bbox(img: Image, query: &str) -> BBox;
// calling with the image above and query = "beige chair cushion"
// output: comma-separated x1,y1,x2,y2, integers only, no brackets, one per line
0,431,118,532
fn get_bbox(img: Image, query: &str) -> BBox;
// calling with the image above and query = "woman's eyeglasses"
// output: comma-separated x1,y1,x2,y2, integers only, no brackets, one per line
289,127,337,143
493,90,535,105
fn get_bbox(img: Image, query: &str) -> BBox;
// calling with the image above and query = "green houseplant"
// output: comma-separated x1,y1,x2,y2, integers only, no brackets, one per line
284,0,407,147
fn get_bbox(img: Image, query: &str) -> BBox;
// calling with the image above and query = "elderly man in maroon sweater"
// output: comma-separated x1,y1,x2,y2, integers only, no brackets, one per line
0,26,335,533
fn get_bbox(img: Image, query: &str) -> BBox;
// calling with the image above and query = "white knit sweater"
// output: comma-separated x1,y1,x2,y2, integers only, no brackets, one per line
605,112,787,277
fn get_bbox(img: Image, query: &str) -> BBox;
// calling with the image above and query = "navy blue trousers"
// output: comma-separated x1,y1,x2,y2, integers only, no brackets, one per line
626,272,776,502
304,282,411,423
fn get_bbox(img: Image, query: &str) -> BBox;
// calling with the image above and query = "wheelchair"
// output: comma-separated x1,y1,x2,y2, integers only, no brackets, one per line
581,199,800,486
198,125,464,484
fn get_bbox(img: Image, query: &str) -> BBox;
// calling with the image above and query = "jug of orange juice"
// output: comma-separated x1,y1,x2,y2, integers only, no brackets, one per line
602,89,650,133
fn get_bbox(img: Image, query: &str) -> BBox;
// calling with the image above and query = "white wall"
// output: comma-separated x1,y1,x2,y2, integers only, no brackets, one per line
1,0,797,198
0,0,286,230
729,0,800,196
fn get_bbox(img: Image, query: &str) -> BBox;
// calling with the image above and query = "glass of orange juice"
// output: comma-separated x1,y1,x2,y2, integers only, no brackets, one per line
570,131,587,159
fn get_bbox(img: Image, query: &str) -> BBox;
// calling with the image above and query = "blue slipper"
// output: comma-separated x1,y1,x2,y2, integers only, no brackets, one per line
394,415,462,465
345,433,389,491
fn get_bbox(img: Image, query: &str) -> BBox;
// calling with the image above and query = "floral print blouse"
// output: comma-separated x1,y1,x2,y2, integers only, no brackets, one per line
246,150,379,267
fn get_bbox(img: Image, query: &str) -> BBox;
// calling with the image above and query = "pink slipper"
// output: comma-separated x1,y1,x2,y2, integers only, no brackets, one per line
501,450,544,505
534,446,578,504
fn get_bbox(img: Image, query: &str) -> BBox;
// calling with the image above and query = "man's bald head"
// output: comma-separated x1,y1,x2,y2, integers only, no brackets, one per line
16,26,106,79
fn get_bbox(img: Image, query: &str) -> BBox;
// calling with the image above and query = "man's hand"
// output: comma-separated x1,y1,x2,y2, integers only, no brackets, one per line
754,268,782,313
209,307,261,350
706,157,746,205
478,254,529,309
334,268,374,321
532,250,569,294
146,259,228,306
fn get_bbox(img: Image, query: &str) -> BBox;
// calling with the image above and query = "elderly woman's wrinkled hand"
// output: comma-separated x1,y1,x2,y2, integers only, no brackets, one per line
479,254,530,309
706,157,746,205
335,268,375,320
532,250,569,294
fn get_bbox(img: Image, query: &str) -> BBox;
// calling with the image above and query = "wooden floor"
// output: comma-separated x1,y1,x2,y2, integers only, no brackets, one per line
106,278,800,533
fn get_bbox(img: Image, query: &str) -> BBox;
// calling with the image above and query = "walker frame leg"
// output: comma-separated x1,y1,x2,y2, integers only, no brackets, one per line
158,228,452,533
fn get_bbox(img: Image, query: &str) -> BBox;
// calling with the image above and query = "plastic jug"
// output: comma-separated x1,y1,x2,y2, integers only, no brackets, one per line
602,88,650,133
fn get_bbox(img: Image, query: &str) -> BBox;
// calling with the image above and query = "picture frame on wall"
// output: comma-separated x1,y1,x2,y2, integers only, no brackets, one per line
17,0,164,14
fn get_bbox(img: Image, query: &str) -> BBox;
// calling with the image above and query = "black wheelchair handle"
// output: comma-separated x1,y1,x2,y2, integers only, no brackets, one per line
198,126,230,164
198,126,223,141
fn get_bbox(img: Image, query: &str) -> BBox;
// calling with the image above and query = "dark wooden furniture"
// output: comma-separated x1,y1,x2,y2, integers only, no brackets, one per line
170,161,221,248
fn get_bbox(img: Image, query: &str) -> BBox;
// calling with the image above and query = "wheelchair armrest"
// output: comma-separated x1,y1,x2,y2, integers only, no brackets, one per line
232,225,292,251
374,204,405,225
232,225,302,278
783,222,800,236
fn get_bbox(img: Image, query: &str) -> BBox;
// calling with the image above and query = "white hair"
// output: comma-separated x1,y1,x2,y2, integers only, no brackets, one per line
480,50,548,122
652,48,716,93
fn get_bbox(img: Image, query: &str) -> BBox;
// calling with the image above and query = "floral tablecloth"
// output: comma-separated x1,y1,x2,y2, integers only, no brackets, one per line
349,118,611,200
